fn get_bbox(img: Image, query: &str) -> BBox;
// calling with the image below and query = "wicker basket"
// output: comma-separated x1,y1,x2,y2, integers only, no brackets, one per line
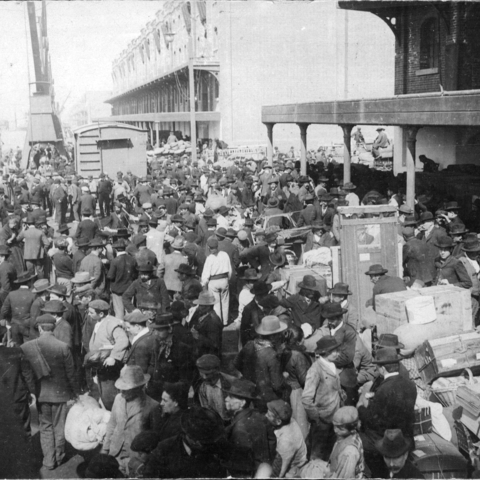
430,368,477,407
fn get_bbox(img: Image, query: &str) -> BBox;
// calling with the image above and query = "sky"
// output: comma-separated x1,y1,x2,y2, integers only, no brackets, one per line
0,1,160,125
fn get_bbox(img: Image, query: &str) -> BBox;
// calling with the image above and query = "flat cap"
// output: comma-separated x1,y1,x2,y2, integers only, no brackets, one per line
35,314,56,327
196,354,221,371
267,399,292,422
89,299,110,311
207,237,219,249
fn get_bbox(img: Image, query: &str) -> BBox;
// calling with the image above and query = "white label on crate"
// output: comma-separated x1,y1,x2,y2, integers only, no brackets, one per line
413,450,426,458
441,358,457,368
359,253,370,261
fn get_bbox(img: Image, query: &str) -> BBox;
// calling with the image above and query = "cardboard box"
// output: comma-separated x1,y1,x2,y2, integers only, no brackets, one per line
375,285,473,336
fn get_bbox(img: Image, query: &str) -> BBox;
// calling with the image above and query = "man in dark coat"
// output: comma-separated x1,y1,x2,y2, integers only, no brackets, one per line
358,347,417,478
243,232,278,282
97,173,113,218
224,378,276,468
149,314,194,401
240,281,271,346
416,211,446,255
75,209,99,241
122,263,170,314
234,315,290,407
42,300,72,350
1,271,37,345
0,245,16,307
79,187,96,215
365,264,406,310
21,314,79,470
17,218,50,279
402,226,436,287
0,339,35,436
124,311,157,377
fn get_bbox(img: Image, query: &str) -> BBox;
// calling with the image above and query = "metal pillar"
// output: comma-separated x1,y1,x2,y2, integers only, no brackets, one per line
298,123,309,176
404,126,420,208
188,1,197,162
265,123,274,167
155,122,160,147
340,124,354,184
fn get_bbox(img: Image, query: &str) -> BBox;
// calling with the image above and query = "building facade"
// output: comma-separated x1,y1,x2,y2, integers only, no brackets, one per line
262,1,480,206
104,1,394,149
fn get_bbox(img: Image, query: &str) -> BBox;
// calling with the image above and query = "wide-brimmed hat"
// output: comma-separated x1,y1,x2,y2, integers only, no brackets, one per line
402,215,418,226
58,223,70,234
151,313,174,329
298,275,318,291
215,227,227,239
329,282,352,296
138,262,155,272
449,224,468,236
193,292,216,306
343,182,356,190
175,263,195,276
32,279,50,294
89,238,105,248
71,272,94,284
376,126,386,131
462,238,480,252
48,283,68,297
240,269,261,281
171,237,185,250
115,365,150,390
222,378,258,400
42,300,67,314
315,335,341,354
435,235,454,249
225,228,237,239
375,429,413,457
374,333,404,350
365,264,388,276
112,238,128,250
311,220,325,231
255,315,287,335
373,346,401,365
322,302,347,319
0,245,11,256
251,281,271,296
269,251,286,267
398,204,413,215
14,271,36,284
181,406,225,444
76,237,90,248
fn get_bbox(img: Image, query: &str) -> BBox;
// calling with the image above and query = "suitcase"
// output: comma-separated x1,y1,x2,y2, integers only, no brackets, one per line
412,432,468,479
415,332,480,384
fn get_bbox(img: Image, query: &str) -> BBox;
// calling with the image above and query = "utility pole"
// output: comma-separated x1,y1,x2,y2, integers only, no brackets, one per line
189,1,197,162
344,11,349,99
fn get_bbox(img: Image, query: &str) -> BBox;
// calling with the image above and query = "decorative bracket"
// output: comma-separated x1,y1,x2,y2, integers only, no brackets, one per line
372,8,403,45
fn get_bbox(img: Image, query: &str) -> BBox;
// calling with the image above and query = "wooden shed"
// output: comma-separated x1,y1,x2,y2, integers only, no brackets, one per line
73,123,147,179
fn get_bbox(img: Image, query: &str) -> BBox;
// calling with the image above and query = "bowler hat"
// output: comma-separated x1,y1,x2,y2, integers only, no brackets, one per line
373,346,401,365
203,208,214,218
152,313,174,329
251,281,271,296
225,228,237,239
215,227,227,239
446,201,460,211
265,232,278,244
181,406,225,444
193,292,216,306
196,354,221,371
218,205,229,216
58,223,69,234
315,335,341,355
48,283,68,297
76,237,90,248
31,279,50,294
267,399,292,422
171,214,185,224
435,235,454,249
35,314,56,327
115,228,130,238
255,315,287,336
223,378,258,400
298,275,318,291
240,268,261,281
449,224,468,236
375,429,413,457
71,271,94,284
112,238,128,249
399,204,413,215
207,218,217,227
329,282,352,296
374,333,404,350
462,238,480,252
322,302,347,319
365,264,388,276
42,300,66,314
418,211,434,223
14,271,36,284
115,365,150,390
402,215,417,227
269,251,286,267
175,263,195,275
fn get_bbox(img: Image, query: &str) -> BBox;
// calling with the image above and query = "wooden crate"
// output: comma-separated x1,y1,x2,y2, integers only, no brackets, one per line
280,266,329,296
375,285,473,336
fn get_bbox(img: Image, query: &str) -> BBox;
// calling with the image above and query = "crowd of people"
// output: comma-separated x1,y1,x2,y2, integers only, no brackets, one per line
0,141,477,479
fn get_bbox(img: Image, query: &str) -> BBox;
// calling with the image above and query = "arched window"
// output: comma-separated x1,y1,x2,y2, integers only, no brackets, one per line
419,17,439,70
